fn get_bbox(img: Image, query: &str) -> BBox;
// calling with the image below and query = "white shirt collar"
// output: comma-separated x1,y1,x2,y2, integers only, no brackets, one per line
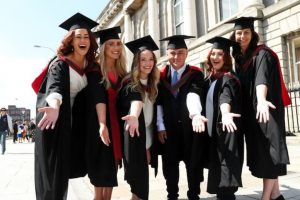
170,64,187,78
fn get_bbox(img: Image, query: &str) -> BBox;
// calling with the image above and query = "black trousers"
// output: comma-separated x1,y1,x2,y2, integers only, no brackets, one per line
162,156,202,200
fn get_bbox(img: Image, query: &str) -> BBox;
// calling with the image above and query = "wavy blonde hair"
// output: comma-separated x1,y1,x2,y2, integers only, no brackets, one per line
124,48,160,103
97,40,127,88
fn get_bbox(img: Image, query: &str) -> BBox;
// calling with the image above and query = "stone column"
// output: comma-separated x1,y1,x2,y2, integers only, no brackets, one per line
183,0,197,36
124,12,132,43
148,0,160,56
124,12,133,70
241,0,264,10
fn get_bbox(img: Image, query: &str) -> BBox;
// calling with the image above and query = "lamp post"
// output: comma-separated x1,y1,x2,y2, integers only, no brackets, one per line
33,45,55,53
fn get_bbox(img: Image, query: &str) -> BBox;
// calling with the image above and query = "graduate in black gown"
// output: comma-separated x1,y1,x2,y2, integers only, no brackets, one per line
118,35,160,200
157,35,206,200
88,26,127,200
204,37,243,200
228,17,291,200
34,13,98,200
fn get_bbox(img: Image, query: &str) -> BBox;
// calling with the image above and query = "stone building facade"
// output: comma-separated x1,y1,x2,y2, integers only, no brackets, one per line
95,0,300,133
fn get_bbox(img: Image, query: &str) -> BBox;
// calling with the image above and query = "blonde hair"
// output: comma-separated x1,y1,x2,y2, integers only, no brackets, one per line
124,49,160,103
98,40,127,88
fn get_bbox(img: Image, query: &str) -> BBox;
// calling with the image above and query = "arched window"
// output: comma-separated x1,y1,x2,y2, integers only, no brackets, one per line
219,0,238,20
174,0,184,34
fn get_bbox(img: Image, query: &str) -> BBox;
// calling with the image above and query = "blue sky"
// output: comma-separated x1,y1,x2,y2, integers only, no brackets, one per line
0,0,109,118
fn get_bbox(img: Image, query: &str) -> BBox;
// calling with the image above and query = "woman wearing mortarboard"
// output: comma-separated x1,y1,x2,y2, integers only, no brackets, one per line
116,35,160,200
34,13,99,200
202,36,243,200
86,26,127,200
228,16,290,200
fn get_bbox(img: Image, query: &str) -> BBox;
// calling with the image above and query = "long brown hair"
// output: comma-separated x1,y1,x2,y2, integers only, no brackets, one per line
98,40,127,89
124,48,160,102
57,28,98,66
229,29,259,66
205,49,233,73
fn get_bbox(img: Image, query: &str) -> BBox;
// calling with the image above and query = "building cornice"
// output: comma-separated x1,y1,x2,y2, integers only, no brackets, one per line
96,0,145,30
96,0,124,30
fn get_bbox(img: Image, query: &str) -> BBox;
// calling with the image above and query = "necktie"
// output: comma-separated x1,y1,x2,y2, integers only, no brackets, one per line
171,71,178,97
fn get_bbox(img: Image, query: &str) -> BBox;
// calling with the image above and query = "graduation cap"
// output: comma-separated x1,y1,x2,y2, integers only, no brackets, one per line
93,26,121,45
206,36,239,53
226,16,261,30
125,35,159,54
59,12,98,31
160,35,195,49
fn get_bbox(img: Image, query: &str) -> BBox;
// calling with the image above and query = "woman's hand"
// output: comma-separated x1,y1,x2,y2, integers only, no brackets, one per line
122,115,140,137
256,100,276,123
192,114,208,133
221,112,241,133
99,123,110,146
37,106,59,130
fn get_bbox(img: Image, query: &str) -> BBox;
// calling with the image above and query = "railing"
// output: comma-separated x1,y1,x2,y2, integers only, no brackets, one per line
285,83,300,135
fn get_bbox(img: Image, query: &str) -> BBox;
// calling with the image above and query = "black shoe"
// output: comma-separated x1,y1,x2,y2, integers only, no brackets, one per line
271,194,285,200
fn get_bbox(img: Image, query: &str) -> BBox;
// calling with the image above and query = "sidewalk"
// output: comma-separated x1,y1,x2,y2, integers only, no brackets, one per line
0,135,300,200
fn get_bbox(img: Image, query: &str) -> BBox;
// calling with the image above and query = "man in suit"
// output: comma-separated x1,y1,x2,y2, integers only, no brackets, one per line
157,35,207,200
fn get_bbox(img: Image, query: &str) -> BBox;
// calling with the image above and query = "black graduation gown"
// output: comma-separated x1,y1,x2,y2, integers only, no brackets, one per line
205,74,244,194
35,59,87,200
157,65,207,192
85,67,117,187
237,47,290,178
117,80,158,200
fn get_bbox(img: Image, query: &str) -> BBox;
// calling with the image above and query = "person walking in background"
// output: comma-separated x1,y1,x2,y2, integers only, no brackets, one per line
86,26,127,200
118,35,160,200
203,37,244,200
0,107,13,154
228,16,290,200
157,35,206,200
33,13,98,200
13,120,18,143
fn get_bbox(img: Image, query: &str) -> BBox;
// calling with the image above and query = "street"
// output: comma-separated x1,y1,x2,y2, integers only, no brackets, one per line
1,136,300,200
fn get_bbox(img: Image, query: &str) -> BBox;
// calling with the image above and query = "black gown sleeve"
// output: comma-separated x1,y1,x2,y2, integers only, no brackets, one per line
219,78,239,106
46,60,68,97
254,50,276,88
188,70,205,96
87,71,107,105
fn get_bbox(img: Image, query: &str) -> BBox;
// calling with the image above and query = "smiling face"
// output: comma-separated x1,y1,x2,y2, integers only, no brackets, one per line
234,28,252,52
167,48,188,70
72,28,90,56
104,39,122,60
210,49,225,72
139,50,155,79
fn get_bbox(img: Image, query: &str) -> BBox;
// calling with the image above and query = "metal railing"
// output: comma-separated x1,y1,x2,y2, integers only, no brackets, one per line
285,83,300,135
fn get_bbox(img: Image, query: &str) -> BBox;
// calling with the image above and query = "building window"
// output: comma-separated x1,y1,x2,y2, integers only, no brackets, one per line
219,0,238,20
287,36,300,84
174,0,184,34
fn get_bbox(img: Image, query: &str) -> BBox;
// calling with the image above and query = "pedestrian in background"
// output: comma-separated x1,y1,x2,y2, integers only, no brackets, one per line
229,16,290,200
0,107,13,154
13,120,18,143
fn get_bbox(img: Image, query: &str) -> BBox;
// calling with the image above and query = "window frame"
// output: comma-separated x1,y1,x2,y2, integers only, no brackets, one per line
173,0,184,34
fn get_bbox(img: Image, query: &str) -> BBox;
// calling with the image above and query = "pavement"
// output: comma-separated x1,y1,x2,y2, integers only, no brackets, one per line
1,135,300,200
